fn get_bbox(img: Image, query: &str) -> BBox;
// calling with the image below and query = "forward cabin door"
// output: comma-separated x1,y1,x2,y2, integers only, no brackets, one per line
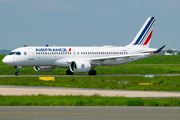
28,48,34,60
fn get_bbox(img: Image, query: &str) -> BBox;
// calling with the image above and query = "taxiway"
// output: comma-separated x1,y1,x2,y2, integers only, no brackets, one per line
0,85,180,97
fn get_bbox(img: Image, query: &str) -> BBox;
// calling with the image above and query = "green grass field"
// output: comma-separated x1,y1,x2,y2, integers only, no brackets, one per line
1,55,180,92
0,94,180,106
1,55,180,106
1,76,180,91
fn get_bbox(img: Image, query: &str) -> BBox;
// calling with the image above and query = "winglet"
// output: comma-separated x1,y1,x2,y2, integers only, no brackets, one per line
153,45,166,53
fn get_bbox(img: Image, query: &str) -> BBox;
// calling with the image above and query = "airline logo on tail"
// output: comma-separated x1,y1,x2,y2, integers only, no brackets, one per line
133,17,156,46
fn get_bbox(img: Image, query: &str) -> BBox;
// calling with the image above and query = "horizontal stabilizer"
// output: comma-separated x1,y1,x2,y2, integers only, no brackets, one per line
153,45,166,53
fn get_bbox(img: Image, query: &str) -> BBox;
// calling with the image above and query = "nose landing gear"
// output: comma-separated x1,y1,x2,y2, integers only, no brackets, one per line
14,66,21,75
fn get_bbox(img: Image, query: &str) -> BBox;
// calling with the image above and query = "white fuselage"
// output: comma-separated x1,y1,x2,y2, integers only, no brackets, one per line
3,46,150,68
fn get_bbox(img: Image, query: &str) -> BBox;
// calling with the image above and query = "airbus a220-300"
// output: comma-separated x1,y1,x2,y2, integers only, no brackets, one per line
3,17,165,75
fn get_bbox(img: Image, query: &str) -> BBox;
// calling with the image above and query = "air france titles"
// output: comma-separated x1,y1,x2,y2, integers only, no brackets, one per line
36,48,68,52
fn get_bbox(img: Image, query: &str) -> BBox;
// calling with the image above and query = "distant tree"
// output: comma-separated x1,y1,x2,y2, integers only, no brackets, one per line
177,51,180,55
167,50,173,53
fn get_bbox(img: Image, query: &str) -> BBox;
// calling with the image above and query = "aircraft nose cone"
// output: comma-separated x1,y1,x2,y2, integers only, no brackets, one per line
2,56,13,65
2,57,8,64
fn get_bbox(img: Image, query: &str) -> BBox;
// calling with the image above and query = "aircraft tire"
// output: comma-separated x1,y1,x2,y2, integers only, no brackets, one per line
66,70,74,75
15,72,20,76
88,70,96,75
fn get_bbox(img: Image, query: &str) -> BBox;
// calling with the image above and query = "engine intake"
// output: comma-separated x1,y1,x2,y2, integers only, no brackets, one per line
69,61,91,73
34,66,54,72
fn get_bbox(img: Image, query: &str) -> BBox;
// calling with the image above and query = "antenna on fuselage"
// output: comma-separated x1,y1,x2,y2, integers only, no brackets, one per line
46,44,48,47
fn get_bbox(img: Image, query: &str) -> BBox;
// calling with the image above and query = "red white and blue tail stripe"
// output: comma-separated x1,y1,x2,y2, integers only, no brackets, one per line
127,17,156,48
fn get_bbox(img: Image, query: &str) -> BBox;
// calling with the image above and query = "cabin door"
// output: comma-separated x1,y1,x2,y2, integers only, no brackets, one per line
28,48,34,60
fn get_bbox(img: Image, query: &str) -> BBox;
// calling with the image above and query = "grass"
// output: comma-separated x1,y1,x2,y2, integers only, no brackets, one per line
1,55,180,91
130,55,180,64
1,55,180,106
0,94,180,106
1,76,180,91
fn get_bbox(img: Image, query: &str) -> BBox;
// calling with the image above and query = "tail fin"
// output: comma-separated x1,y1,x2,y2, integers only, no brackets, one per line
127,17,156,48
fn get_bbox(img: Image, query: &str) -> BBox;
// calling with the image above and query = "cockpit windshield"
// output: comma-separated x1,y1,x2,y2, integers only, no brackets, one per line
8,52,21,56
9,52,15,55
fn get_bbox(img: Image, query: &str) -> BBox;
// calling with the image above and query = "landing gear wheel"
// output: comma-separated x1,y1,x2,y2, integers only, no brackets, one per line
88,70,97,75
14,66,21,76
66,69,74,75
15,72,20,76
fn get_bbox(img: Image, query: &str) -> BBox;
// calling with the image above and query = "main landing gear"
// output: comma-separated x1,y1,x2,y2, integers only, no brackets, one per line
66,69,74,75
88,69,97,75
14,66,21,76
66,69,97,75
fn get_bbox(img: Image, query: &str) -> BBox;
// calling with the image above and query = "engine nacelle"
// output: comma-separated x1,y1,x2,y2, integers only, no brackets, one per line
69,61,91,73
34,66,54,72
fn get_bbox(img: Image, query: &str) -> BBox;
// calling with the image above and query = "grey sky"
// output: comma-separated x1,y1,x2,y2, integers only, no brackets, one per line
0,0,179,50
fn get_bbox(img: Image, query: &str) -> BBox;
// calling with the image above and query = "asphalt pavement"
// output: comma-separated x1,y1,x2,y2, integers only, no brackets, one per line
0,106,180,120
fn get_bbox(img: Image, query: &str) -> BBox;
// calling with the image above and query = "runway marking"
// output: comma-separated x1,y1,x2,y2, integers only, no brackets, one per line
0,112,180,116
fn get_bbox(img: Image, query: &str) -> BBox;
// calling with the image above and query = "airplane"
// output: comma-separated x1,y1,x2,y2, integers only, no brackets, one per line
2,16,165,76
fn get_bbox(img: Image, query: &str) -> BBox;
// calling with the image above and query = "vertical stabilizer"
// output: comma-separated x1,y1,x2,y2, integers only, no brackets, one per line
127,17,156,48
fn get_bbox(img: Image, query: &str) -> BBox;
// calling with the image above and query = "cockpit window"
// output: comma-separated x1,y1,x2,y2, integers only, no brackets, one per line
9,52,15,55
16,52,21,55
8,52,21,55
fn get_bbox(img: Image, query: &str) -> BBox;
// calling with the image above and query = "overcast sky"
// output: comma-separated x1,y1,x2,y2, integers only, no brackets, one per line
0,0,180,50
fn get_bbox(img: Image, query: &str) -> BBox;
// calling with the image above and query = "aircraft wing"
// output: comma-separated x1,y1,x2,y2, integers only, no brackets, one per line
90,53,149,61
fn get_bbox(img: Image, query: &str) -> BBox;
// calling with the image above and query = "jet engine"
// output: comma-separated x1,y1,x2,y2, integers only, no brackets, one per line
69,61,91,73
34,66,54,72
